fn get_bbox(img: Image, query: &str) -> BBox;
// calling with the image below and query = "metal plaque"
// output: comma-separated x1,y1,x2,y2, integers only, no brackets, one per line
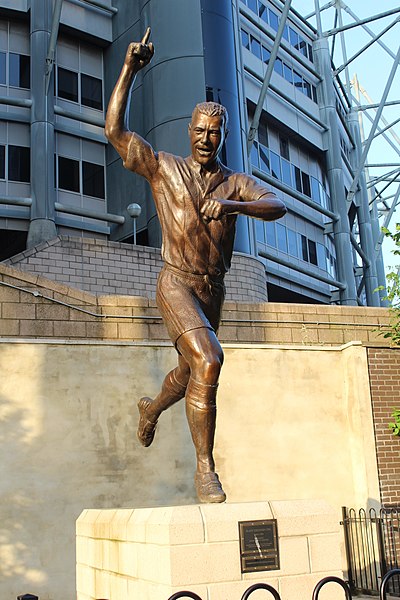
238,519,280,573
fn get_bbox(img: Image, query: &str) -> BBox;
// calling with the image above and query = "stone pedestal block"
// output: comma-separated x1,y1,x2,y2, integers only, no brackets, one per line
76,499,344,600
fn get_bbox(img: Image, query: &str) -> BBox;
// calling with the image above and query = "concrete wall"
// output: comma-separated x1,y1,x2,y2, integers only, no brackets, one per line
0,338,379,600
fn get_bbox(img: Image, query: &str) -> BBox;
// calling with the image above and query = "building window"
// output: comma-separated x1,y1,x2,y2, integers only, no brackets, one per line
8,145,30,182
308,239,318,265
268,8,279,31
0,52,5,85
56,67,103,111
0,145,5,179
279,136,290,160
81,74,103,110
82,161,105,198
57,67,78,103
266,221,276,247
0,51,30,89
277,223,287,252
58,156,80,192
57,155,105,199
242,35,317,102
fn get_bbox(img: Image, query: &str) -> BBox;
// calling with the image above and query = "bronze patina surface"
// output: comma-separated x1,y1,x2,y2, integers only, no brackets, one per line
105,28,286,503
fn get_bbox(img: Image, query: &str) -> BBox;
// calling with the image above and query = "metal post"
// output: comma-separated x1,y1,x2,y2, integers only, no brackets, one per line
313,35,357,304
27,0,57,248
347,112,380,305
247,0,292,154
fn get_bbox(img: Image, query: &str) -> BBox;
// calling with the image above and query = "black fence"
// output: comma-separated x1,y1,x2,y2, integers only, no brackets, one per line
342,506,400,595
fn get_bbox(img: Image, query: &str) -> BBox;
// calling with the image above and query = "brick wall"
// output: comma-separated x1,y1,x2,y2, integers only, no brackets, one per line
0,261,391,344
4,235,268,303
367,347,400,507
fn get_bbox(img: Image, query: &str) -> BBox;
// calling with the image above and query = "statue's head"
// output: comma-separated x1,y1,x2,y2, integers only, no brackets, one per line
188,102,229,167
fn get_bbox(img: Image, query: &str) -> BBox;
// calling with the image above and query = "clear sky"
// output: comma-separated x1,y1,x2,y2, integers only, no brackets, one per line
290,0,400,273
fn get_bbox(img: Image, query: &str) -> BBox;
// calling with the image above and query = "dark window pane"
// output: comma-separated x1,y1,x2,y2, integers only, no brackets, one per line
283,63,293,84
262,46,271,64
293,70,303,89
81,74,103,110
250,37,261,60
293,165,302,192
241,30,250,50
58,67,78,102
281,158,292,186
301,234,308,261
9,53,30,89
250,141,259,168
299,39,308,57
268,9,279,31
0,145,5,179
270,151,281,180
259,144,270,174
255,219,265,243
58,156,79,192
8,145,30,182
311,176,321,204
279,136,290,160
308,239,317,265
258,122,268,146
302,172,311,197
277,223,287,252
258,2,268,21
288,229,297,256
83,161,105,199
303,79,312,99
0,52,5,85
308,44,314,63
273,57,283,77
312,85,318,103
289,27,299,48
266,221,276,247
247,0,257,12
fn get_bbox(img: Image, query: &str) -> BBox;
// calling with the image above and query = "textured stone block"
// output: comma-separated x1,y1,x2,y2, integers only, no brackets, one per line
270,500,339,536
200,501,272,543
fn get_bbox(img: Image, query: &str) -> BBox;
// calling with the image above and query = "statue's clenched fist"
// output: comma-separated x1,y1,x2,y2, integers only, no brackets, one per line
125,27,154,71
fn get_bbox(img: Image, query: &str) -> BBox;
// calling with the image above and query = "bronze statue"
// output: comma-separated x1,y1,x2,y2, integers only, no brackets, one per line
105,28,286,503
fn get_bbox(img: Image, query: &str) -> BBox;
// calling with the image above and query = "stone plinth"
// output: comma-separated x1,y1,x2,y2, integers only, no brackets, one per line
76,499,344,600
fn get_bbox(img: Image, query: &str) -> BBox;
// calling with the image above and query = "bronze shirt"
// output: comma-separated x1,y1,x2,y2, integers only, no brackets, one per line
124,136,272,276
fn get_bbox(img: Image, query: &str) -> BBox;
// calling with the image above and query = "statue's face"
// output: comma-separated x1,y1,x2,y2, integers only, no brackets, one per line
189,111,226,167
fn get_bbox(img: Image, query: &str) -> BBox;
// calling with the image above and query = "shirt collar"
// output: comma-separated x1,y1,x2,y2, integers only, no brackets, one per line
185,155,223,177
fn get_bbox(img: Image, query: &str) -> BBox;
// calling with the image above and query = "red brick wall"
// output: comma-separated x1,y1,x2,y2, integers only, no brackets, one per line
367,347,400,506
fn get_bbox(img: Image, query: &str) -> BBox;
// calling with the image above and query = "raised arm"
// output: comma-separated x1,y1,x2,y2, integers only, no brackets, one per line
105,28,158,176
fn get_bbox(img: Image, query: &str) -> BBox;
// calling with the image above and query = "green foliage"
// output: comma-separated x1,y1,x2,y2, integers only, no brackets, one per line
389,409,400,437
376,224,400,346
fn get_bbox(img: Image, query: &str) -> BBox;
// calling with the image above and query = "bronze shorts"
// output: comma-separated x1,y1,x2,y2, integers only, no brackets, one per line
156,264,225,346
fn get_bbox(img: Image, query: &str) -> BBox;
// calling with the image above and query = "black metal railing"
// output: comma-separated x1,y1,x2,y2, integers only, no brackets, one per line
19,569,400,600
342,506,400,595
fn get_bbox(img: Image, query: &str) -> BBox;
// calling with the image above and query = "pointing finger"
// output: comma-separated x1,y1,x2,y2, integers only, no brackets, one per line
141,27,151,45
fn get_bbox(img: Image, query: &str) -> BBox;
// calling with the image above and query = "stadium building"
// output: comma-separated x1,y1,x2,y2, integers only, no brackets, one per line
0,0,389,306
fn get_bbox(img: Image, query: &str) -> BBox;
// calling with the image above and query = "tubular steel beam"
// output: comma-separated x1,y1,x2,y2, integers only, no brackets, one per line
0,196,32,207
305,1,335,21
370,116,400,141
347,43,400,205
55,202,125,224
0,96,32,108
45,0,63,95
247,0,292,155
323,7,400,37
343,4,397,60
355,100,400,111
334,15,400,77
54,105,105,127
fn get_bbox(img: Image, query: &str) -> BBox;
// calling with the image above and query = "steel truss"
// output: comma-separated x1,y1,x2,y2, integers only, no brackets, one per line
248,0,400,306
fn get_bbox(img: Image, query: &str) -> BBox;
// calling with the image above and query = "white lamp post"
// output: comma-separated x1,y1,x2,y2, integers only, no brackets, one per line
126,203,142,245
